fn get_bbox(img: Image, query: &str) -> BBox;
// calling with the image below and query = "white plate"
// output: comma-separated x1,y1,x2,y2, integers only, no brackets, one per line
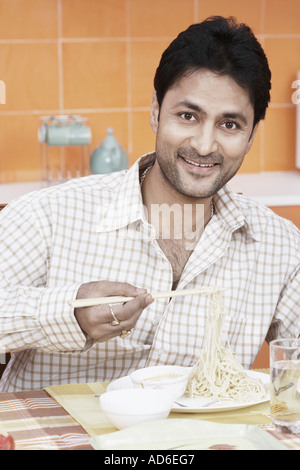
90,419,286,450
107,370,269,413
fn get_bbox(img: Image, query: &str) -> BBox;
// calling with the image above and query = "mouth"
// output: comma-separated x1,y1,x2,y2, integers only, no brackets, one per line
182,157,216,167
180,155,219,171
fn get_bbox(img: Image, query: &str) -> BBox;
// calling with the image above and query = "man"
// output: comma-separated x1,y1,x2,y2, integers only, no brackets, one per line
0,16,299,391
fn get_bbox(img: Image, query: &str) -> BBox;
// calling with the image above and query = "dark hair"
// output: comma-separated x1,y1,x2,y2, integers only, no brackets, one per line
154,16,271,126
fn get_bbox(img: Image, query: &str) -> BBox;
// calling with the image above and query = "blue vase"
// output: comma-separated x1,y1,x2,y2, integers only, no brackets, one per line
90,128,128,174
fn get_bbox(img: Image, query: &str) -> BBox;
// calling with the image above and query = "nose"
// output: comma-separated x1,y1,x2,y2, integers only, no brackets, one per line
189,122,218,156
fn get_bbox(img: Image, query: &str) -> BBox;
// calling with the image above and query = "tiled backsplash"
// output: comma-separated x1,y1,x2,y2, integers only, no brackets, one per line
0,0,299,182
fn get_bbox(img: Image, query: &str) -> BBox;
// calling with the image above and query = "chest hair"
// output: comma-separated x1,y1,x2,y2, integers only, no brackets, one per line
157,238,194,290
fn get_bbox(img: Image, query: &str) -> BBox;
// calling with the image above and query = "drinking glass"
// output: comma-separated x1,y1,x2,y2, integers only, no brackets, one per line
270,338,300,434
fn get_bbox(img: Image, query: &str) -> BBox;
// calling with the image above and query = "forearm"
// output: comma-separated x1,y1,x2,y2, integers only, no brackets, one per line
0,282,86,354
0,197,88,353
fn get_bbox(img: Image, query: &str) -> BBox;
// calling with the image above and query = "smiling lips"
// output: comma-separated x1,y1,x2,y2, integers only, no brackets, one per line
180,155,218,168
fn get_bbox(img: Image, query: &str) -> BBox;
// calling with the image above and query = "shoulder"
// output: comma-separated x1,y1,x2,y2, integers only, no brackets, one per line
3,172,127,211
233,192,300,251
0,172,129,235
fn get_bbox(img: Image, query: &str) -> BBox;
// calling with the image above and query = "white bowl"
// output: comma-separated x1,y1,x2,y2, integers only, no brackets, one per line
99,388,174,429
130,365,191,399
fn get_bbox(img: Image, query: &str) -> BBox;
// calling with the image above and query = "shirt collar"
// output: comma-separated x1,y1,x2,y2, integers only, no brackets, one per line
214,184,260,242
97,151,260,242
96,152,155,232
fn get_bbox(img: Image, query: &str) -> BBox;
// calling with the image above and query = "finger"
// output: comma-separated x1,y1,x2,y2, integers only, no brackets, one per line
101,295,150,329
107,304,120,326
109,295,153,334
88,321,121,342
95,281,147,298
77,292,153,342
76,281,147,302
87,306,134,342
111,293,153,322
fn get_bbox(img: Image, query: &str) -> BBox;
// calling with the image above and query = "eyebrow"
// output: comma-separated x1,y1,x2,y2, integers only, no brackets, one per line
175,100,249,126
222,112,248,126
176,101,203,113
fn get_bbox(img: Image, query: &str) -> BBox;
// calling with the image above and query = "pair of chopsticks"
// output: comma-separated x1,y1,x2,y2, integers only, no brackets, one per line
68,287,224,308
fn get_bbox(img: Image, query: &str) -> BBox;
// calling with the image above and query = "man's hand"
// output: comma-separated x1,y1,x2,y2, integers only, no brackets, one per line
74,281,153,342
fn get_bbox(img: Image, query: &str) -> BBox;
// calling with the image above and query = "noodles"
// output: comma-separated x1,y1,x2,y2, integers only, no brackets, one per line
185,288,268,402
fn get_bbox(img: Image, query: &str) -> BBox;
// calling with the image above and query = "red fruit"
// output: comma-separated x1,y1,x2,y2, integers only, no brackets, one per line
0,434,15,450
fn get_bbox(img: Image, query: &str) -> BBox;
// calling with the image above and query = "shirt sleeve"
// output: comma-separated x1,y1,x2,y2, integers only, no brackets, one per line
0,196,87,354
266,262,300,342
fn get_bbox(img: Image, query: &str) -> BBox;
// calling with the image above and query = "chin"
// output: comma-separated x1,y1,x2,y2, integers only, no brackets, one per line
175,185,217,200
178,178,222,199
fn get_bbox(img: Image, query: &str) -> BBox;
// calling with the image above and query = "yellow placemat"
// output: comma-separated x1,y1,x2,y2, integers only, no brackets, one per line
170,400,271,425
45,369,271,437
45,382,116,437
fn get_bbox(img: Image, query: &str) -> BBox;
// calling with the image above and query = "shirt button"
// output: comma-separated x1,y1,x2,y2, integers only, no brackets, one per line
156,349,164,357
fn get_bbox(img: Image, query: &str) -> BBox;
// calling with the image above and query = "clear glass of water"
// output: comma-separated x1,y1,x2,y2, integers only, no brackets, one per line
270,338,300,434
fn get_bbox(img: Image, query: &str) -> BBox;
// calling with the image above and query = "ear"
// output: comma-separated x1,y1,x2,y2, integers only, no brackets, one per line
245,123,259,154
150,90,160,134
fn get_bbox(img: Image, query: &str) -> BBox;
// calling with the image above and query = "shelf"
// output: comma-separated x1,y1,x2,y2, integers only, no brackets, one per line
229,171,300,207
0,181,46,204
0,171,300,206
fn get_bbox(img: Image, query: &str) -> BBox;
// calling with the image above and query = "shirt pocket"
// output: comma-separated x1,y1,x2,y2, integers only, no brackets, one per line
224,314,263,368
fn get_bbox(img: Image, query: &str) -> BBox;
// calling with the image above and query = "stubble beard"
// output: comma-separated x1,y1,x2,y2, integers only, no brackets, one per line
155,149,225,200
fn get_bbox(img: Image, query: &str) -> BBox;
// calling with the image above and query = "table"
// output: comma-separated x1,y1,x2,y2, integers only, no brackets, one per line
0,389,92,450
0,379,300,450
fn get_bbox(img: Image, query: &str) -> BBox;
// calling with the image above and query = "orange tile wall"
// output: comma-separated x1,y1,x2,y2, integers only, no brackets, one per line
0,0,299,182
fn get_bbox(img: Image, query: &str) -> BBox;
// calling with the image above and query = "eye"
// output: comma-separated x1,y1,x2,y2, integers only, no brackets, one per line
221,121,240,131
180,112,196,121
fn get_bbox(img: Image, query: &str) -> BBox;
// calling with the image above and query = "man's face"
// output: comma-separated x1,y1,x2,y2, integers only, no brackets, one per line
150,69,258,199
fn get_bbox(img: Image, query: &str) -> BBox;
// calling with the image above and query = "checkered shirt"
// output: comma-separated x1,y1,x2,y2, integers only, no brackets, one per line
0,152,299,391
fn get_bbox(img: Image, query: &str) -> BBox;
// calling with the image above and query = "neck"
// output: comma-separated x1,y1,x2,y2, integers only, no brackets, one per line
141,160,214,240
